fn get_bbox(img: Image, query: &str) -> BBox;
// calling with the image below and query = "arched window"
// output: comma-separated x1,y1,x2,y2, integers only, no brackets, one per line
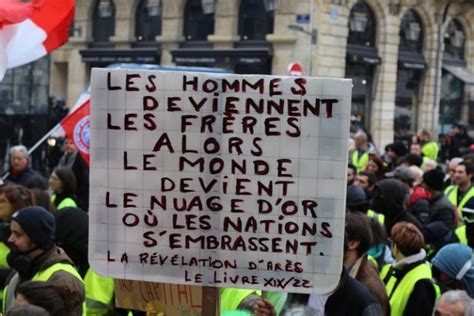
238,0,274,41
347,2,376,47
444,19,465,61
183,0,214,41
92,0,116,44
135,0,162,43
399,9,423,53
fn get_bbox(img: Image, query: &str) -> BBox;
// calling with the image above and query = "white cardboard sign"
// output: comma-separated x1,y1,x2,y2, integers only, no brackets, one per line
89,68,351,294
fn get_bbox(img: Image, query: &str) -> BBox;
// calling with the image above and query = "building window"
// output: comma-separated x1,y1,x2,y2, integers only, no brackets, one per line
440,70,463,132
399,9,423,53
444,19,465,61
135,0,162,43
183,0,214,41
238,0,274,41
347,1,376,47
0,57,50,115
92,0,116,44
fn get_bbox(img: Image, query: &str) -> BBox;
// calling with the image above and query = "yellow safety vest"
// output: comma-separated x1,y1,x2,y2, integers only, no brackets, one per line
381,263,439,316
3,262,83,313
445,185,474,222
455,225,468,245
351,150,369,173
0,242,10,269
422,141,439,161
220,288,261,313
51,194,77,210
84,267,115,315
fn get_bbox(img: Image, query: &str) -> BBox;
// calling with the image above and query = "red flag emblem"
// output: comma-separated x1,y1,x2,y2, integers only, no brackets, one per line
60,100,90,165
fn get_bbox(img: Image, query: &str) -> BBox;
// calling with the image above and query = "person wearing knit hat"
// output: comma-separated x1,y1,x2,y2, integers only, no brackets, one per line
3,206,85,314
432,244,474,298
422,168,457,229
9,206,55,252
346,184,368,213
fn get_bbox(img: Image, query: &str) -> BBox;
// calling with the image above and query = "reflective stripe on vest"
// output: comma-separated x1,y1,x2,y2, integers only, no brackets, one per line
445,186,474,222
367,209,385,225
84,267,114,313
351,150,369,172
456,225,468,245
220,288,261,313
382,263,436,316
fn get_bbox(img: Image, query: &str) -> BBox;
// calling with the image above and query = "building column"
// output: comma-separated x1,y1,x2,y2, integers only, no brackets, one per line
157,0,185,65
371,14,400,149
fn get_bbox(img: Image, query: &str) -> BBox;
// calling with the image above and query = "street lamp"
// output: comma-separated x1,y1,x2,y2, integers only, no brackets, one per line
98,0,113,18
406,22,421,42
145,0,161,17
288,0,316,76
349,12,368,32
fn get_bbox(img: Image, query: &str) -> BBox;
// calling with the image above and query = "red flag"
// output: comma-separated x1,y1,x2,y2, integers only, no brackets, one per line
0,0,75,80
60,99,91,165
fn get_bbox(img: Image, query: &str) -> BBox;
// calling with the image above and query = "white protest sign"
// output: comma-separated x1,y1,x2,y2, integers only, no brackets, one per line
89,68,351,294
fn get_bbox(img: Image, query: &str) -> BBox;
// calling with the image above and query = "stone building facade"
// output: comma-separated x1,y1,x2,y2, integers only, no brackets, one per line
6,0,474,150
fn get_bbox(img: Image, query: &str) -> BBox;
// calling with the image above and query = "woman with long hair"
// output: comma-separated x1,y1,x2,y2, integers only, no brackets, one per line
49,166,77,211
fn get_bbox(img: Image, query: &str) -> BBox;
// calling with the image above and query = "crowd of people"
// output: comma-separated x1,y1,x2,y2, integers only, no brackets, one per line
0,122,472,315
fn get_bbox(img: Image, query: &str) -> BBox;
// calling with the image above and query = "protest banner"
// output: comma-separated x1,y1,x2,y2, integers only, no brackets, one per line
114,279,202,315
89,69,351,295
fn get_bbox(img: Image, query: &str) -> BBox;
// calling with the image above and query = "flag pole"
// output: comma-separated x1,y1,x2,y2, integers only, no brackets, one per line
2,123,61,180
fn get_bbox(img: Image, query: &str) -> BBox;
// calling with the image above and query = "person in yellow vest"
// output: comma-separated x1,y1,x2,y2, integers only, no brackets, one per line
2,206,85,314
220,288,276,315
444,157,464,190
351,131,370,172
380,222,438,316
432,244,474,298
446,162,474,231
345,212,390,315
0,185,34,269
55,207,115,315
48,166,78,211
416,129,439,161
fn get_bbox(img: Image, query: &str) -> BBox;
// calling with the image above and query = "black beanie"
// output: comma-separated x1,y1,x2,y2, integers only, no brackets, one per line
423,168,445,191
346,184,367,206
11,207,55,250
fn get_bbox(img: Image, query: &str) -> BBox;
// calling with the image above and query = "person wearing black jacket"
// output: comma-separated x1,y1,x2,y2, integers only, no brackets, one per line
370,179,423,233
423,168,457,229
58,139,89,212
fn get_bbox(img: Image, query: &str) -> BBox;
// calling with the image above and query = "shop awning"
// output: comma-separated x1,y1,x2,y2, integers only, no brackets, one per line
398,51,426,70
171,47,273,65
346,45,381,65
443,64,474,85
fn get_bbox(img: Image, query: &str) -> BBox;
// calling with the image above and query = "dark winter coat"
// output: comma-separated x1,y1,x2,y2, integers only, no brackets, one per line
370,179,423,233
428,194,456,229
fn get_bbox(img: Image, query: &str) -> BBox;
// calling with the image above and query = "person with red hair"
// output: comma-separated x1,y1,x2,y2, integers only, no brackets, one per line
380,222,438,316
